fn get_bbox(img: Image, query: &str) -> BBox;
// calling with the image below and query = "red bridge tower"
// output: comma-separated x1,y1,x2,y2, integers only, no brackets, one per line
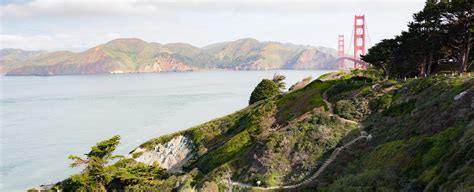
353,15,366,69
337,35,345,69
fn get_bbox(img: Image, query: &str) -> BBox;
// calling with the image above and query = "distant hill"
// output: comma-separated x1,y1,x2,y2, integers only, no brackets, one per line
2,38,337,76
0,49,45,72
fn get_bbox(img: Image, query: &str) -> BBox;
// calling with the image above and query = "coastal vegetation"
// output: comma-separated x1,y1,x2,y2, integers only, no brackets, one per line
47,69,473,191
361,0,473,78
249,79,281,105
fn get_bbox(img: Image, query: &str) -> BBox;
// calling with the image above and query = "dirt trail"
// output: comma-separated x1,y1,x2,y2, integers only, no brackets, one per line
322,87,334,113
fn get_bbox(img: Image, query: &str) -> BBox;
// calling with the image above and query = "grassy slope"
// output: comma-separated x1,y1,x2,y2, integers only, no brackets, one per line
183,72,472,191
133,77,348,189
57,70,473,191
309,74,474,191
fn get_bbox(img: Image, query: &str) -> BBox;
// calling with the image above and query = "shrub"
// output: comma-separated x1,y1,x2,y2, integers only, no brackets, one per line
407,76,441,94
350,68,384,81
318,72,345,81
327,79,366,98
350,76,374,82
107,162,170,190
197,130,252,173
370,94,393,112
312,111,332,125
249,79,281,105
325,169,403,191
379,94,393,109
334,100,361,120
275,80,331,124
383,99,416,116
132,151,143,158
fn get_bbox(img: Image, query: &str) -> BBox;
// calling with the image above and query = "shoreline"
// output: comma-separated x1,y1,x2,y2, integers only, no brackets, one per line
2,68,340,77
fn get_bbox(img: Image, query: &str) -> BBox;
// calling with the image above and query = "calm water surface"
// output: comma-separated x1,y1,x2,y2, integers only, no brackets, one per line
0,70,334,191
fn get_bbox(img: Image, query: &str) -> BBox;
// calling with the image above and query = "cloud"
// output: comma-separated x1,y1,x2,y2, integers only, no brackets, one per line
1,0,425,51
1,0,156,19
0,34,64,50
0,33,121,51
106,33,121,39
1,0,421,19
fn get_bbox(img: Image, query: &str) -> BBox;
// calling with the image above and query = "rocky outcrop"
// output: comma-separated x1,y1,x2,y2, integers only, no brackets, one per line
133,136,195,173
284,48,337,69
138,58,199,72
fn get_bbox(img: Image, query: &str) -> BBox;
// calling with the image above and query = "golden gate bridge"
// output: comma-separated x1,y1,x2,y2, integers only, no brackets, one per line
336,15,372,70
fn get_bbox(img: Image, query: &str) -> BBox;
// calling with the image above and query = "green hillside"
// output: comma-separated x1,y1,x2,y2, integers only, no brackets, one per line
0,49,44,70
48,70,474,191
3,38,337,75
203,38,320,70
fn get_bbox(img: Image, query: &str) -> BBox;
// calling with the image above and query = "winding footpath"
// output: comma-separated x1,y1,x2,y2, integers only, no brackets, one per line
230,86,371,191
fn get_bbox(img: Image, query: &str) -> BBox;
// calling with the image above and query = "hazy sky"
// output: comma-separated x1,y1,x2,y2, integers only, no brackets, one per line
0,0,425,52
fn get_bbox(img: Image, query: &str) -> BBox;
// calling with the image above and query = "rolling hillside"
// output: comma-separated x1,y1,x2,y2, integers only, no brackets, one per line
0,49,45,72
2,38,337,76
49,70,474,191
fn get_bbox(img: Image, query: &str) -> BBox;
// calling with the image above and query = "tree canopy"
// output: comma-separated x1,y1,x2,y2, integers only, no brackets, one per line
272,73,286,91
60,135,176,191
65,135,122,191
362,0,473,78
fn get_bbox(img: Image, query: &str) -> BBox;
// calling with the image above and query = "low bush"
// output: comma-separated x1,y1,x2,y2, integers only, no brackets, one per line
249,79,281,105
327,80,366,98
369,94,393,112
383,99,416,116
276,80,331,124
334,100,362,120
196,130,252,173
407,76,442,94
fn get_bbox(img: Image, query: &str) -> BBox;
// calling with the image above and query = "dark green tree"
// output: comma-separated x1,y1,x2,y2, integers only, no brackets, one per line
409,1,446,76
66,135,122,191
272,73,286,91
361,39,398,78
108,161,170,191
249,79,281,105
442,0,473,72
362,0,473,77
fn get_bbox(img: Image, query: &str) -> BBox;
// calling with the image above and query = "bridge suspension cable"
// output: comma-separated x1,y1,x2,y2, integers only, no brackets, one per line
346,26,354,58
365,20,373,48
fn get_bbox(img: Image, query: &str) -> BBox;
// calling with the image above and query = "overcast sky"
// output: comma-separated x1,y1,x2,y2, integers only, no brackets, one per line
0,0,425,52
